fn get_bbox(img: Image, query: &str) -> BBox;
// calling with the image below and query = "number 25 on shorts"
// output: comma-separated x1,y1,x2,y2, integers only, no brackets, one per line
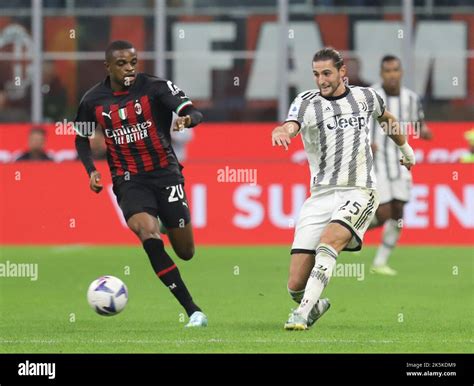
339,200,362,215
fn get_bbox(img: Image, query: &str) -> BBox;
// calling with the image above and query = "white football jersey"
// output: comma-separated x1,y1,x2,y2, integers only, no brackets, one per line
286,86,385,190
370,85,424,180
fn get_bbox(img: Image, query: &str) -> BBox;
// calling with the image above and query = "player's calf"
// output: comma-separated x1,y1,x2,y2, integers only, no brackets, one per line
172,243,195,261
143,238,202,318
168,225,195,261
287,252,315,295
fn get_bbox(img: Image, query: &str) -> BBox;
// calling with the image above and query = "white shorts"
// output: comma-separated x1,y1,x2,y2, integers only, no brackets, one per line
291,187,379,253
377,174,412,205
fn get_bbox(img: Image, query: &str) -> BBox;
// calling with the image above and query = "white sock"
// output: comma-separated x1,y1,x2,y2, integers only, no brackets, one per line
297,244,337,320
373,219,402,267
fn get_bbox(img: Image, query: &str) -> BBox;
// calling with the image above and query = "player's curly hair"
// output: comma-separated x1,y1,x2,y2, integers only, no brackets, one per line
312,47,344,70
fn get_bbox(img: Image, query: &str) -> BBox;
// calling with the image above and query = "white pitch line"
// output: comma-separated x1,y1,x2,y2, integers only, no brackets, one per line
1,339,472,345
49,245,88,253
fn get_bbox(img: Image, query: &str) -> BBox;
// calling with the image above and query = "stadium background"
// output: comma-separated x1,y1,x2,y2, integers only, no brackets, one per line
0,0,472,246
0,0,473,355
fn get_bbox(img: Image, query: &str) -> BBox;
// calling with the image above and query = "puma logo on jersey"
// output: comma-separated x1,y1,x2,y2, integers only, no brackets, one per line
326,115,366,131
102,111,112,119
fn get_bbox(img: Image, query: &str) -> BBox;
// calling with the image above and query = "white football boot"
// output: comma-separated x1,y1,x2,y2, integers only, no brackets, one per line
185,311,208,328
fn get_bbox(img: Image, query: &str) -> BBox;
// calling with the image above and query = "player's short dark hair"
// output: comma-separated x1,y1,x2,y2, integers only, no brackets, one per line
312,47,344,70
381,54,401,69
105,40,135,61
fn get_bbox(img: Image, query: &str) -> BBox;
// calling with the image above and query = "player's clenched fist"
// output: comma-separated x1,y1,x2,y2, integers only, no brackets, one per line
173,115,191,131
89,170,103,193
272,126,292,150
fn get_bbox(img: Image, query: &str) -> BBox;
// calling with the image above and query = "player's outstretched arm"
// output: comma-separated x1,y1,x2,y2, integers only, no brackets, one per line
173,106,203,131
272,121,300,151
75,135,103,193
377,109,415,170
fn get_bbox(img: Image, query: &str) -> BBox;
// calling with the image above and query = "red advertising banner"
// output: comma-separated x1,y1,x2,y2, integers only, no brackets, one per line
0,122,472,163
1,162,472,246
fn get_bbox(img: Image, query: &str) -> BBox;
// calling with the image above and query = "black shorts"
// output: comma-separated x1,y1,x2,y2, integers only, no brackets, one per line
112,174,190,228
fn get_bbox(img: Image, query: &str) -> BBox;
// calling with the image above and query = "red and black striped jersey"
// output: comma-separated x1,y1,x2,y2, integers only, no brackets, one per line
74,73,194,183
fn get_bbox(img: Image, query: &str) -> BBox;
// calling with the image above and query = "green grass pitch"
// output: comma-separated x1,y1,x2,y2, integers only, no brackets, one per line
0,245,472,353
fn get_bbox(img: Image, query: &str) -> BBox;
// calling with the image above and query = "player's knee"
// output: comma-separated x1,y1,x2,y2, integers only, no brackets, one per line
319,232,346,252
177,245,195,261
138,229,160,242
128,222,159,242
376,205,391,223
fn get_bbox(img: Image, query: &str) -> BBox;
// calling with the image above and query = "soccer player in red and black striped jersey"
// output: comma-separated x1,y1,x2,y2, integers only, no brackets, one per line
75,40,207,327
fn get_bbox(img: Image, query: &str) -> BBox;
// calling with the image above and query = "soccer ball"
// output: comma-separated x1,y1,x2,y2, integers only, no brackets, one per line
87,275,128,316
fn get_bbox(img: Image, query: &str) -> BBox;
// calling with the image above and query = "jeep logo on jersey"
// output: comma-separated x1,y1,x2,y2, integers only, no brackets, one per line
326,115,366,131
118,108,127,120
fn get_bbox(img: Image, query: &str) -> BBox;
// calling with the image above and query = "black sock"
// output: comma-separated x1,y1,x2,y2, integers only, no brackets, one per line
143,238,201,317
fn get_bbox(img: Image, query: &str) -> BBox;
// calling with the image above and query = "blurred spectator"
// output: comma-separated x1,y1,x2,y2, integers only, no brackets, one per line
42,61,68,122
345,57,370,87
16,127,53,161
0,91,7,109
1,60,68,123
460,128,474,163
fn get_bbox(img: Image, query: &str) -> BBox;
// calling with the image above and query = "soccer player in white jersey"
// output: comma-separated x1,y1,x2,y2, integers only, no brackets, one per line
369,55,432,276
272,48,416,330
